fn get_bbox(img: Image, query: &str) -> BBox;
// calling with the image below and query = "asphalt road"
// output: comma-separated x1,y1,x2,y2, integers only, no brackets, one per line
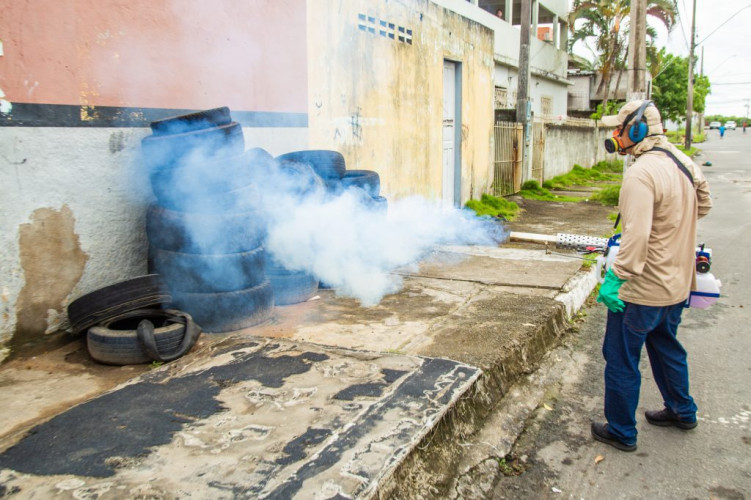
489,131,751,499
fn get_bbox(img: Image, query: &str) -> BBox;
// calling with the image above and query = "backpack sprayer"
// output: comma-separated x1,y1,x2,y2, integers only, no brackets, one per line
509,231,721,309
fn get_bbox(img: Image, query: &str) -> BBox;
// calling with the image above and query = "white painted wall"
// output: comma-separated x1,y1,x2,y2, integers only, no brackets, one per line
0,126,306,359
542,123,613,179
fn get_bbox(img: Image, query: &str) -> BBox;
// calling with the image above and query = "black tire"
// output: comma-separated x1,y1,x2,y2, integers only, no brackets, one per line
141,122,245,171
265,260,319,305
171,281,274,333
150,246,267,293
150,107,232,135
146,204,265,254
87,309,198,365
276,159,326,196
369,195,388,212
149,148,275,210
267,271,319,306
339,170,380,197
68,275,172,335
276,150,346,180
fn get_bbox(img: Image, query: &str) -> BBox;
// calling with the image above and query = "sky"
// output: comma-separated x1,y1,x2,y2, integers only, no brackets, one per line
654,0,751,118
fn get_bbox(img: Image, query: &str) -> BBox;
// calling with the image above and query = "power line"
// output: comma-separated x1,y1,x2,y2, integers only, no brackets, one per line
697,3,751,46
677,0,691,50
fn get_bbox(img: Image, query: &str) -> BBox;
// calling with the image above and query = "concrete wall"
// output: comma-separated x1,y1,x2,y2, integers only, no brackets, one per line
430,0,569,120
0,0,308,359
307,0,496,201
542,122,614,179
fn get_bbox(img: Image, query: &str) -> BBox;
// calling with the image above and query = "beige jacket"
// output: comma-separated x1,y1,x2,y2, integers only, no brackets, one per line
612,136,712,306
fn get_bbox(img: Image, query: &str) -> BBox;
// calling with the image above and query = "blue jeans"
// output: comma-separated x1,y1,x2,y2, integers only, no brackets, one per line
602,301,697,445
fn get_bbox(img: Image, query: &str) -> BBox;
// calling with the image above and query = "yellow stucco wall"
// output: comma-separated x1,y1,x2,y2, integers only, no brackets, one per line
307,0,494,204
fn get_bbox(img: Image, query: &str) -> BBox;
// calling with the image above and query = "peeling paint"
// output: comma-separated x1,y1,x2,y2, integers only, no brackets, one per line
0,86,11,115
13,205,88,353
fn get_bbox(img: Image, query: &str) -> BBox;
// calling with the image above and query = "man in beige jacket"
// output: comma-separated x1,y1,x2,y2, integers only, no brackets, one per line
592,100,712,452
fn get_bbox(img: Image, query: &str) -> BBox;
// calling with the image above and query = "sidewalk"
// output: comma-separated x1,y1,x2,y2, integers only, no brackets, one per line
0,201,614,499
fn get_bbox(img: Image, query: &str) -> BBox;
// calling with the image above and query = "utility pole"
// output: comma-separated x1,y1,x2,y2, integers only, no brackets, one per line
627,0,648,100
684,0,697,150
697,46,704,136
516,0,532,180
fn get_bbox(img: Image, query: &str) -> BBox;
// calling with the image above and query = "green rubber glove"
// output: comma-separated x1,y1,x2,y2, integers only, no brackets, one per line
597,268,626,313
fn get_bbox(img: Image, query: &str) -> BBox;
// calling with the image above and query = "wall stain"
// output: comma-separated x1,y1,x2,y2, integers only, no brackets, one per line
13,205,88,353
108,131,127,153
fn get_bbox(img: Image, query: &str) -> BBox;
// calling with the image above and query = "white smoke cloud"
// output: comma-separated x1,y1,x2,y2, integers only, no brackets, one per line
144,136,507,306
261,180,506,306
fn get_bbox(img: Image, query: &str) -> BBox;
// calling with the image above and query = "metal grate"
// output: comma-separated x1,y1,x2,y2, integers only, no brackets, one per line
541,95,553,117
494,87,509,110
556,233,609,251
531,121,545,184
491,121,523,196
358,14,412,44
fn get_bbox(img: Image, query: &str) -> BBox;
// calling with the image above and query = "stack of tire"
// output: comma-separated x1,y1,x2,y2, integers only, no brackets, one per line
273,150,387,292
67,274,202,365
142,107,274,332
276,150,387,211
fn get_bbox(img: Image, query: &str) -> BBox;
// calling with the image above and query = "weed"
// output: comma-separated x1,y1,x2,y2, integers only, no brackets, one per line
590,185,620,206
497,455,527,476
464,193,519,220
150,361,164,369
675,144,699,157
545,164,620,189
581,253,598,270
519,180,585,202
607,212,622,233
592,159,623,173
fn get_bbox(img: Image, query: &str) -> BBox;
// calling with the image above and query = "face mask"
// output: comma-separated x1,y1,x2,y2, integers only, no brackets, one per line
603,128,628,155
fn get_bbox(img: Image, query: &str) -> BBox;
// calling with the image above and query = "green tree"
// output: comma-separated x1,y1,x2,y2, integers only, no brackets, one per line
569,0,678,111
652,50,711,123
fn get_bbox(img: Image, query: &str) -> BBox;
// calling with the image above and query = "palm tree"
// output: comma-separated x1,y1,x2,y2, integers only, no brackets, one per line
568,0,678,112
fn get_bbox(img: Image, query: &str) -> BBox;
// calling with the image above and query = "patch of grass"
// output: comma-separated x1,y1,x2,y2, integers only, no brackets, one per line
606,212,622,233
497,455,527,476
545,164,621,190
464,193,519,220
675,144,699,157
581,253,598,270
667,130,706,145
519,180,585,202
592,159,624,173
590,185,621,206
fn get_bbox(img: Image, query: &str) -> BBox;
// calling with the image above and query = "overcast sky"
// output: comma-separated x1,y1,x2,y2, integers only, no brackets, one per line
655,0,751,118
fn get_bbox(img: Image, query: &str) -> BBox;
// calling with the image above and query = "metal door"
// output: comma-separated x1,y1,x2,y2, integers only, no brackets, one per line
442,61,460,208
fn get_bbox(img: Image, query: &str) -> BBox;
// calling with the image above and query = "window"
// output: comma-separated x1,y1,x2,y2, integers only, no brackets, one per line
494,87,508,109
541,96,553,116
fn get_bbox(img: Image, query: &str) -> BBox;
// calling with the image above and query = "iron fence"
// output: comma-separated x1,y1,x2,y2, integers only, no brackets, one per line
531,121,545,185
491,121,522,196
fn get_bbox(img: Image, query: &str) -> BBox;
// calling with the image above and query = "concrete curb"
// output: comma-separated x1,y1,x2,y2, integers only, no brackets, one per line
373,261,600,498
555,265,599,320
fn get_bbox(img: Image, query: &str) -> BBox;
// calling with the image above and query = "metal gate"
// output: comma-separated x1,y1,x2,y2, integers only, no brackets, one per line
531,121,545,185
491,121,523,196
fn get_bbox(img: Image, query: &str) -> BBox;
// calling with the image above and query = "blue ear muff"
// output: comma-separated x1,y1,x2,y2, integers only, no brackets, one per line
626,100,652,143
628,120,648,142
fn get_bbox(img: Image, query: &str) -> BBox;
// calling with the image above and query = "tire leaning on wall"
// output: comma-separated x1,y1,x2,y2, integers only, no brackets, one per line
171,280,275,333
265,261,320,305
338,169,381,197
146,204,266,254
141,121,245,172
276,150,347,181
148,148,276,212
149,106,233,136
150,246,267,293
67,275,172,335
